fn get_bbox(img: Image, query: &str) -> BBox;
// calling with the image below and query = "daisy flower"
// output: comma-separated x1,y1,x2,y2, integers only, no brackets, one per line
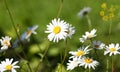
69,46,91,58
67,57,80,70
92,40,105,49
79,35,87,43
45,18,68,42
84,29,97,39
0,36,11,50
78,7,91,18
25,25,38,40
12,25,38,48
79,57,99,70
104,43,120,56
79,29,97,43
0,58,20,72
66,24,75,38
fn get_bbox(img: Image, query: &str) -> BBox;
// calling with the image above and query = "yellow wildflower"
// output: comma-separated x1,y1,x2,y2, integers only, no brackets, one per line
109,13,114,19
100,11,105,16
101,3,107,9
102,16,108,21
109,6,115,12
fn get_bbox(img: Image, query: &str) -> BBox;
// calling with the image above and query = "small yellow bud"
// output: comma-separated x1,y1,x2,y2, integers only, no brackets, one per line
102,16,108,21
100,11,105,16
101,3,107,9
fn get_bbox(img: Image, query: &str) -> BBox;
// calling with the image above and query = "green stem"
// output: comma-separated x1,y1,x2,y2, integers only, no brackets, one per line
106,58,109,72
4,1,34,72
88,68,91,72
86,15,92,30
112,56,114,72
27,63,33,72
56,0,63,18
59,39,68,72
61,39,68,64
35,41,50,72
108,21,112,42
4,0,21,43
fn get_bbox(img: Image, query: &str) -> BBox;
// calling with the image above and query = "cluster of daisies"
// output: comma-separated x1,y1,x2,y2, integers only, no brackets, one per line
0,36,19,72
66,29,120,71
0,25,38,72
45,17,120,70
45,18,75,43
0,25,38,51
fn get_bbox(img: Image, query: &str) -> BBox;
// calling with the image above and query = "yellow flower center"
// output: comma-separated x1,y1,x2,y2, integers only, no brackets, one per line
3,41,10,46
27,30,32,35
5,64,12,70
94,45,99,48
110,48,116,52
84,58,93,64
76,51,85,56
87,34,92,38
53,26,61,34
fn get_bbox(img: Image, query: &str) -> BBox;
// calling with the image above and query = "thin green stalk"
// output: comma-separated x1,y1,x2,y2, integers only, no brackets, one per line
88,68,91,72
4,0,21,43
59,39,68,72
35,41,50,72
85,69,87,72
27,63,33,72
106,58,109,72
61,39,68,65
108,22,112,42
56,0,63,18
112,56,114,72
58,43,63,72
14,49,32,72
58,39,68,72
86,15,92,30
4,1,33,72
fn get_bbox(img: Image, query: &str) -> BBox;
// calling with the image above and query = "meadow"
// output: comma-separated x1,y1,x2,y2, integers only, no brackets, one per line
0,0,120,72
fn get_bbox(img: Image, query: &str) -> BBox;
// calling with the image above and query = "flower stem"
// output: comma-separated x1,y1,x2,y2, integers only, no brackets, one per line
56,0,63,18
4,0,21,42
4,1,33,72
59,39,68,72
15,50,32,72
35,41,50,72
27,63,33,72
86,15,92,30
112,56,114,72
61,39,68,64
108,21,112,42
106,58,109,72
88,68,91,72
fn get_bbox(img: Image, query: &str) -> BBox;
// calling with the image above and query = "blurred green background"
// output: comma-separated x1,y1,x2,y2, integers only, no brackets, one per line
1,0,120,72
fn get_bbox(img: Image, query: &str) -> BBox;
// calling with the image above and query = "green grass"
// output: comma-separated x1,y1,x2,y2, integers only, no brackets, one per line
1,0,120,72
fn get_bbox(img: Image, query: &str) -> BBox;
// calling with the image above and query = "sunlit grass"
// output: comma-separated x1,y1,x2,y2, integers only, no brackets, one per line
0,0,120,72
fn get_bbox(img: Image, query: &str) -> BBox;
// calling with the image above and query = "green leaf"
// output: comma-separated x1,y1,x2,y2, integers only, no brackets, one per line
54,63,68,72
